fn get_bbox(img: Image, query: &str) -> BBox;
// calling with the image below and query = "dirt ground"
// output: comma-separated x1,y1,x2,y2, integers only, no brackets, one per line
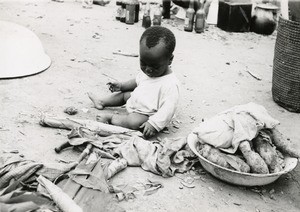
1,1,300,211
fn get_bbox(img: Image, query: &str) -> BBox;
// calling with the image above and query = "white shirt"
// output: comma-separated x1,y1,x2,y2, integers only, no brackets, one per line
126,72,180,131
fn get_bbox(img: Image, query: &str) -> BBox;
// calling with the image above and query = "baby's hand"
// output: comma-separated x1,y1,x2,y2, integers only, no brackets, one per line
140,122,157,138
107,82,122,92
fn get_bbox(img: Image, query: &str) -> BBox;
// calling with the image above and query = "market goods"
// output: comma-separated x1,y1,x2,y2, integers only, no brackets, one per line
198,143,230,168
197,143,250,173
223,154,250,173
269,128,300,158
193,126,295,175
253,130,285,173
239,140,269,174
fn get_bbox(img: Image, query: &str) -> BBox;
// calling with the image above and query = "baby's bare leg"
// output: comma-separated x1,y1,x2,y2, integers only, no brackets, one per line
88,92,131,110
97,112,148,130
111,113,149,130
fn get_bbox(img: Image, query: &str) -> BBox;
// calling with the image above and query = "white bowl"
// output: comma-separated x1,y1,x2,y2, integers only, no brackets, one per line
0,21,51,79
188,136,298,186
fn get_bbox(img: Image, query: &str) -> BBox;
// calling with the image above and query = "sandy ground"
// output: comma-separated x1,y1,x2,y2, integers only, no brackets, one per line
1,0,300,211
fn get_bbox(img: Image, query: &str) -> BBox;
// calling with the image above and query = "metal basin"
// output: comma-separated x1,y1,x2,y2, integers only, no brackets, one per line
188,135,298,186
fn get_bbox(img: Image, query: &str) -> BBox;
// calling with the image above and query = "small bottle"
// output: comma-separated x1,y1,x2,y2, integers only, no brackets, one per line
126,0,135,24
116,0,122,20
134,0,140,23
153,3,162,25
194,0,205,33
142,1,151,28
120,0,126,23
184,0,195,32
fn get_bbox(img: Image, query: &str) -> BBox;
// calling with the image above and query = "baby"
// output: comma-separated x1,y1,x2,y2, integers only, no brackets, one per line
88,26,180,138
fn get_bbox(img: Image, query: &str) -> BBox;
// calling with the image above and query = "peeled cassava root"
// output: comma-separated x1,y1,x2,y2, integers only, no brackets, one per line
269,128,300,158
246,127,300,174
197,143,250,173
37,175,83,212
239,140,269,174
253,130,285,173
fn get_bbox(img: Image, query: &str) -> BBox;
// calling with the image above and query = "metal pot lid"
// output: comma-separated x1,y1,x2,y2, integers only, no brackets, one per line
0,21,51,79
256,3,279,10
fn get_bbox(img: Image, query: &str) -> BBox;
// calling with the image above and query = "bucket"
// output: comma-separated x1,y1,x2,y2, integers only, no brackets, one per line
272,16,300,112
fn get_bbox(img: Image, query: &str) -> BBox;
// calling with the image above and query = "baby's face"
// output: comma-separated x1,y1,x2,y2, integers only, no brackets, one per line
139,39,172,78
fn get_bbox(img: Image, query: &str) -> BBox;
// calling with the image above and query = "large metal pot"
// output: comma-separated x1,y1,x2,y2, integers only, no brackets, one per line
250,3,279,35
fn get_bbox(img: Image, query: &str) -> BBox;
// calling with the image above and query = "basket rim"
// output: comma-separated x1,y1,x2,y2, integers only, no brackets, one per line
279,15,300,26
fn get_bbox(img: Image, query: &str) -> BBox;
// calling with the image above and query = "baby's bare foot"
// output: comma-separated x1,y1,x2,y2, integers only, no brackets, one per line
96,114,113,124
88,92,105,110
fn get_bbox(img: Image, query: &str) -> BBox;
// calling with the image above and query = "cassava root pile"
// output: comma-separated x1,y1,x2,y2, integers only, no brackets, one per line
196,128,299,174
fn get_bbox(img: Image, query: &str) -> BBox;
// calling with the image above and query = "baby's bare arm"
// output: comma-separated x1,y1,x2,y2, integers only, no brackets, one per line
107,78,137,93
120,79,137,92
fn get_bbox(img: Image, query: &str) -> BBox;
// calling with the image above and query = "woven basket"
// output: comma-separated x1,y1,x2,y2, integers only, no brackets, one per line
272,16,300,112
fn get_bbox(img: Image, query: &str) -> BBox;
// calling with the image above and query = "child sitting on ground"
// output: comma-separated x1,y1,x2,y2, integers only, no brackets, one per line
88,26,180,138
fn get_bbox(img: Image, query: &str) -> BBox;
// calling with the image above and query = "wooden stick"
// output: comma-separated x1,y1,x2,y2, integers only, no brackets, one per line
77,144,93,163
246,70,262,81
112,51,139,57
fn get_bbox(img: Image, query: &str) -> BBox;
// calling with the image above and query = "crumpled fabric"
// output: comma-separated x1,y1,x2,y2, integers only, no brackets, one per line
0,152,43,190
0,152,77,190
192,102,280,153
67,159,110,193
40,116,196,177
0,181,55,212
113,136,195,177
111,179,163,201
36,161,78,182
67,127,130,152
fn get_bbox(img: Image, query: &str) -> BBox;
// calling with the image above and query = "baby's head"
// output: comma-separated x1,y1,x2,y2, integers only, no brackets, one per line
139,26,176,77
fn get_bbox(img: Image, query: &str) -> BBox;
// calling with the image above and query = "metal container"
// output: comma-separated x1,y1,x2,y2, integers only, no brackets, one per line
188,135,298,186
250,3,279,35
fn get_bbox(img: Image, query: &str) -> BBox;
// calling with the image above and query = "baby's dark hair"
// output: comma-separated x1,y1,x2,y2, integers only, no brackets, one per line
140,26,176,57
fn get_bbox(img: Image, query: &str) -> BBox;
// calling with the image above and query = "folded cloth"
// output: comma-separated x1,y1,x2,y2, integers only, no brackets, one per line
192,102,280,154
